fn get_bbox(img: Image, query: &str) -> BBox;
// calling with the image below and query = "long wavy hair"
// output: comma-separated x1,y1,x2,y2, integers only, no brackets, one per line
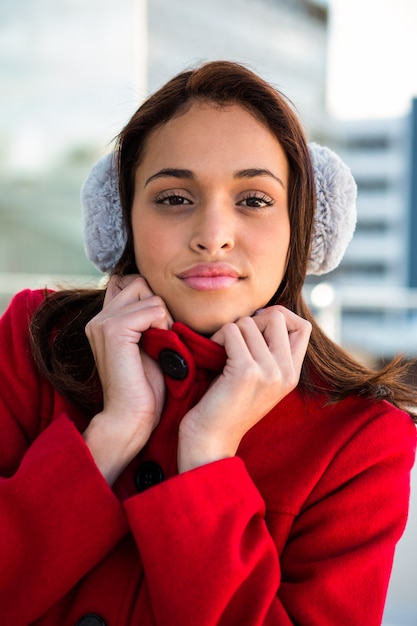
30,61,417,418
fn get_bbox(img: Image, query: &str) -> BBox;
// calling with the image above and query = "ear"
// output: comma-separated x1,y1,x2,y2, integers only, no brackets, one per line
81,152,126,273
307,143,357,275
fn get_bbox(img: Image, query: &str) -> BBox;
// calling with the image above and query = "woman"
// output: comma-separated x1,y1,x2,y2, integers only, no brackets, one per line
1,61,416,626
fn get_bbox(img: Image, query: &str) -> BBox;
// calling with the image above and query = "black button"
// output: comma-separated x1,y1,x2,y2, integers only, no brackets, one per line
135,461,164,492
76,614,106,626
159,349,189,380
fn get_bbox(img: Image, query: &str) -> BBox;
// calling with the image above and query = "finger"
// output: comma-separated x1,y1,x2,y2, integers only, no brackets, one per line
254,306,311,368
210,322,255,362
233,316,280,363
123,302,172,334
103,276,174,327
104,274,146,307
92,304,171,347
104,274,140,306
234,315,302,385
104,275,155,308
254,305,310,343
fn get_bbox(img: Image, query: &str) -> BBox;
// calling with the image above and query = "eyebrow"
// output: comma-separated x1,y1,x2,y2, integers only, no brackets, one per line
145,168,194,186
234,168,285,189
144,167,285,189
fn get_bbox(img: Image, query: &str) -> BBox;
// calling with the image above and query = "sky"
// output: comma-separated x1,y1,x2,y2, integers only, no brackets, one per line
327,0,417,119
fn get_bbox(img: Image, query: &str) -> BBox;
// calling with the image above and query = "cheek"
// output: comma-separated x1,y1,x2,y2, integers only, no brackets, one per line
257,228,290,269
133,235,153,277
133,220,161,266
257,230,290,276
134,244,158,276
133,228,175,288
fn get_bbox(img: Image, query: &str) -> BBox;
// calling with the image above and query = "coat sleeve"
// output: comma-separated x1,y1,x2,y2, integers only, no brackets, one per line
0,291,129,625
124,410,416,626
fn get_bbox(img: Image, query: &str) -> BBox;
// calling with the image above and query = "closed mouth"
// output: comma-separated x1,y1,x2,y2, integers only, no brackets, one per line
177,264,244,291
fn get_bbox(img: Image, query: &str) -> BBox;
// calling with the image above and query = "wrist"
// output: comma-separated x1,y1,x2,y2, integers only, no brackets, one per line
177,421,237,473
83,412,147,485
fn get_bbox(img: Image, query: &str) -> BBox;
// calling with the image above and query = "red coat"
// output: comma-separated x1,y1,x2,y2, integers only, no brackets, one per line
0,289,415,626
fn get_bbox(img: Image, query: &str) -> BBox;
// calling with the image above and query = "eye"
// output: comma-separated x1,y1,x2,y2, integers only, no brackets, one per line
155,191,193,206
237,193,274,209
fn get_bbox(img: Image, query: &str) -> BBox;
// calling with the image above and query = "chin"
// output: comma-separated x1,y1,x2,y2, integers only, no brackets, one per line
171,308,227,334
175,307,254,336
180,317,224,336
170,301,260,336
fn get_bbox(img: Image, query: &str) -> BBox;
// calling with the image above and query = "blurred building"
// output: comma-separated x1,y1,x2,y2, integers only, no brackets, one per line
147,0,330,139
307,99,417,360
0,0,145,312
0,150,102,312
1,0,330,312
332,115,411,289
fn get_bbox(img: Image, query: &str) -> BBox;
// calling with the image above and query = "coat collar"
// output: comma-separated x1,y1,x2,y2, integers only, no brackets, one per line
141,322,226,398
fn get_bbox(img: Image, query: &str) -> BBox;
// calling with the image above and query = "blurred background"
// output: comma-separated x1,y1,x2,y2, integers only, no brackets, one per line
1,0,416,622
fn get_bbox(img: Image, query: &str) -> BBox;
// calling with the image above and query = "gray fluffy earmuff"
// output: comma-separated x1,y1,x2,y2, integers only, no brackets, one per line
81,142,357,276
307,142,357,275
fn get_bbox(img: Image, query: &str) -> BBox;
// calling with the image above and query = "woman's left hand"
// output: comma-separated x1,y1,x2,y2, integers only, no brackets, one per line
178,306,312,472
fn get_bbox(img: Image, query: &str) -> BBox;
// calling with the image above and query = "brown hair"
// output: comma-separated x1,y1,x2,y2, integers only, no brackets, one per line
30,61,417,418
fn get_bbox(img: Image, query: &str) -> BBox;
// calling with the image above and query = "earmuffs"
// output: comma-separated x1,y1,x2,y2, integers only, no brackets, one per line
81,143,357,276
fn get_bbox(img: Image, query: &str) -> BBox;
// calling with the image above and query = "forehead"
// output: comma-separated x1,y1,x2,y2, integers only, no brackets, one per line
138,100,288,177
147,100,273,144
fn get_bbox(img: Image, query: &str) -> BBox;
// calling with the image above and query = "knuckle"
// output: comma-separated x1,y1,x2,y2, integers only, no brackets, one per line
84,320,92,338
148,295,165,308
265,364,283,386
257,307,285,326
240,362,259,381
135,275,153,293
304,319,313,334
96,315,123,340
236,316,256,327
288,372,300,389
247,361,260,376
268,304,286,315
286,367,300,390
148,298,169,320
269,309,286,323
85,314,101,337
129,275,146,285
223,321,240,335
267,363,299,390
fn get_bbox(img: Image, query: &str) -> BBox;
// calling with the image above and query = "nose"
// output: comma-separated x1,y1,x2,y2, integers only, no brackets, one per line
189,202,235,254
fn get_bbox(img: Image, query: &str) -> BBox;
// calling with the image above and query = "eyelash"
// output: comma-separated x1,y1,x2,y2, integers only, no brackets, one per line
237,193,274,208
154,191,275,209
155,191,192,206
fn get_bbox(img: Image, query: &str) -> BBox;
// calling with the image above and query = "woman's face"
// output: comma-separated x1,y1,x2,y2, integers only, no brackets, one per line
131,101,290,334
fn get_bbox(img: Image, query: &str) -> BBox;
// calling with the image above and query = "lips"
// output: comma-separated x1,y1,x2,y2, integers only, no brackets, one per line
177,264,242,290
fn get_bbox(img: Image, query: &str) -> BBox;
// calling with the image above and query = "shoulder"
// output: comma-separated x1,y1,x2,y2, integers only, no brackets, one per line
243,389,416,475
1,288,53,337
300,390,415,452
1,288,52,324
319,393,415,445
0,289,53,369
295,391,417,484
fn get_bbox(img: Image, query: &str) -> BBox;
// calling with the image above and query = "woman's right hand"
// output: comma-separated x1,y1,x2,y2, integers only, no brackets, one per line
83,275,172,484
